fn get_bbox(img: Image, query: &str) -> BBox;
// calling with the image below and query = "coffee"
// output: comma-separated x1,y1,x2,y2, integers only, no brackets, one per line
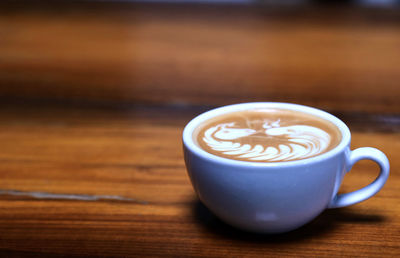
194,108,341,162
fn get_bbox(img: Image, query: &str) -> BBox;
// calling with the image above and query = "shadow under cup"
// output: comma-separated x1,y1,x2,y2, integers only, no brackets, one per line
182,103,389,234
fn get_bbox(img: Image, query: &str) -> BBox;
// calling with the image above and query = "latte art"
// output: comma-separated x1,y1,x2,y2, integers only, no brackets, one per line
203,122,330,162
195,108,341,162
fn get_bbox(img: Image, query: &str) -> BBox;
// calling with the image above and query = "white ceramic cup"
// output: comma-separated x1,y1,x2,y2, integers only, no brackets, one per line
183,103,390,233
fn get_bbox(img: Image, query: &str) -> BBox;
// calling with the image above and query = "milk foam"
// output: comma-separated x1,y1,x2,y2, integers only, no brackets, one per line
202,120,331,162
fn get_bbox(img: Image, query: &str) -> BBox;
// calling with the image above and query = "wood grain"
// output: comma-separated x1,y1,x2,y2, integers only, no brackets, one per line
0,104,399,257
0,1,399,256
0,2,399,113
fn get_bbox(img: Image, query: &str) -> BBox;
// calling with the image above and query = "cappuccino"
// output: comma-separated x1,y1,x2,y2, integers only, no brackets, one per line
194,108,341,162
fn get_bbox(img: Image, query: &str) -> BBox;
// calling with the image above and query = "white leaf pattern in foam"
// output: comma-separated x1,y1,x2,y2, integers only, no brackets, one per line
202,122,331,162
238,144,264,158
213,123,257,140
223,144,252,155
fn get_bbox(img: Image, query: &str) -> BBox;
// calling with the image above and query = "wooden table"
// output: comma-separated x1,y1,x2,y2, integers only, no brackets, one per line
0,2,399,257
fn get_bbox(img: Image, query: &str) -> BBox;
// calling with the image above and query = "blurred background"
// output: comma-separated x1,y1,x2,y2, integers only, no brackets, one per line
0,0,399,114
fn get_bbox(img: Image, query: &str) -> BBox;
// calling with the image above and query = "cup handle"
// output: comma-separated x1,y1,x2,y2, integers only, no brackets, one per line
328,147,390,208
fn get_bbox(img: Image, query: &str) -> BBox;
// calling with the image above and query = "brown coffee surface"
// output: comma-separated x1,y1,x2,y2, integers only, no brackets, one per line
194,108,341,162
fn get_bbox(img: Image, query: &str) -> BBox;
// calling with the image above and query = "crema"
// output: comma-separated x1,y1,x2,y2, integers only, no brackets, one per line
193,108,341,162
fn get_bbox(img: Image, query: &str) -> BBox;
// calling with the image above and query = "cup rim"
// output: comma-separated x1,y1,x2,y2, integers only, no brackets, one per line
182,102,351,168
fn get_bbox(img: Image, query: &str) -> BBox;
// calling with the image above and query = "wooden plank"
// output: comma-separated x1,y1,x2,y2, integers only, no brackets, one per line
0,105,399,256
